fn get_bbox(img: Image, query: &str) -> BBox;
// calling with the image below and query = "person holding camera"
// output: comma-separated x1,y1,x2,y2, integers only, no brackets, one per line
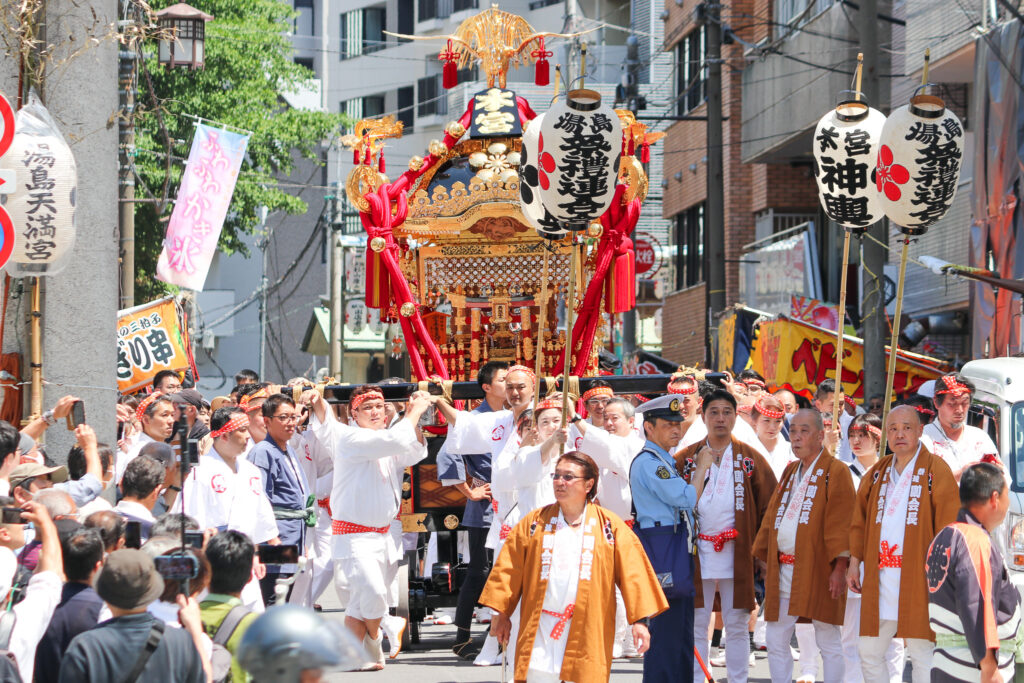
58,549,208,683
303,385,429,671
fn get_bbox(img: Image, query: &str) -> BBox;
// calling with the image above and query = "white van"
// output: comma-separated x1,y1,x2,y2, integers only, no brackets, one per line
959,357,1024,593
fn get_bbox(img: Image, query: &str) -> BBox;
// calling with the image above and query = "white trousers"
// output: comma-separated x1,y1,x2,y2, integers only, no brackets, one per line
841,596,903,683
795,623,820,678
766,596,844,683
694,579,750,683
860,619,930,683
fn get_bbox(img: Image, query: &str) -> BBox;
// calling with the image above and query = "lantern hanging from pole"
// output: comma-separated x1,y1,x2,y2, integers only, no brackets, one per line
876,86,964,235
518,115,568,240
537,89,621,230
812,92,886,233
156,3,213,70
0,93,77,277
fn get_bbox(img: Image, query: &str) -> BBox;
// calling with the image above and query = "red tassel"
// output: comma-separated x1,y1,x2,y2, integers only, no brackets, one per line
627,138,635,156
605,240,636,314
353,148,360,165
532,38,553,87
378,153,386,173
640,143,650,164
440,40,458,89
365,246,391,309
363,149,371,165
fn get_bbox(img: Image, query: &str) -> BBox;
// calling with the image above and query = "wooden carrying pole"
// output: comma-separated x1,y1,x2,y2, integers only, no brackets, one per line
534,66,560,406
879,49,929,455
830,53,863,432
560,235,579,453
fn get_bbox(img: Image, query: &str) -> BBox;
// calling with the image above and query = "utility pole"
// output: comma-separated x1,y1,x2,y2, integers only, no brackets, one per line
118,0,138,309
329,188,343,378
704,1,726,364
857,0,886,403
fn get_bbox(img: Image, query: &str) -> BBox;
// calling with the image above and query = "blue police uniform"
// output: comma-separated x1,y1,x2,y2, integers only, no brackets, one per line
630,395,697,683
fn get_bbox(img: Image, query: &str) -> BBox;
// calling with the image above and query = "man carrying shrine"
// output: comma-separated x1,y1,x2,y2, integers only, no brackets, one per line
921,373,998,481
753,409,855,682
481,451,668,683
304,385,430,671
115,393,177,484
848,404,959,683
182,406,280,612
926,462,1021,682
675,389,777,683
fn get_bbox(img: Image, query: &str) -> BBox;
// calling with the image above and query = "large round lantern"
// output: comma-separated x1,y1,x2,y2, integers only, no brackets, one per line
812,95,886,232
519,115,568,240
0,95,77,277
536,89,621,230
876,87,964,235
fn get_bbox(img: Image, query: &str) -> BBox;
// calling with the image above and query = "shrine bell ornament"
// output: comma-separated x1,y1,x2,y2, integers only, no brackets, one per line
518,114,568,240
876,87,964,235
812,95,886,232
537,89,621,230
0,94,77,276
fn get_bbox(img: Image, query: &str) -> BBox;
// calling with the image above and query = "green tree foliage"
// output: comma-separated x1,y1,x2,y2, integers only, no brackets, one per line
133,0,345,303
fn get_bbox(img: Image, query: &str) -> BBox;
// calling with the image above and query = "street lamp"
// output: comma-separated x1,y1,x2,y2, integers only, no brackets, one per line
155,3,213,70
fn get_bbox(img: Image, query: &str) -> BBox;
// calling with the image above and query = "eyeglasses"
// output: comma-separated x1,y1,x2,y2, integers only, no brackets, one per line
550,473,585,482
586,398,611,406
270,414,299,423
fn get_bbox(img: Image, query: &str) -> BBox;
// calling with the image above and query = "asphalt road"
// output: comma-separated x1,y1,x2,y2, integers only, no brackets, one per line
317,583,776,682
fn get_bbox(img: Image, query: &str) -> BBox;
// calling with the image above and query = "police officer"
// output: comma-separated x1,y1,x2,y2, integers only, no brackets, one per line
630,394,712,683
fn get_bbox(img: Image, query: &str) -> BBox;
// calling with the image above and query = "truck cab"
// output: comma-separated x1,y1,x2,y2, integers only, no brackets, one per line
959,357,1024,593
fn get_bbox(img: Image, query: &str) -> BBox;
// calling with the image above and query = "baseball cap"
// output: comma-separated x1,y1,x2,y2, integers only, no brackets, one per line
209,396,232,412
8,463,68,490
95,549,165,610
170,389,204,411
636,394,687,422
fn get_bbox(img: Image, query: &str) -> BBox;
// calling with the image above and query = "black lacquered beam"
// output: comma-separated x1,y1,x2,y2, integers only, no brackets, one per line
322,374,675,403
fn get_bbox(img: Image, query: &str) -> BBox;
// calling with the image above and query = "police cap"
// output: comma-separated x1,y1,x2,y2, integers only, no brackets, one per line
636,394,686,422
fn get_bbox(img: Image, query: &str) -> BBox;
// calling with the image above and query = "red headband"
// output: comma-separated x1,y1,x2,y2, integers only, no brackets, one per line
850,424,882,440
914,405,936,417
744,379,765,389
239,387,270,413
667,380,697,395
737,404,752,414
753,398,785,420
135,392,164,422
507,365,536,384
633,394,650,404
936,376,971,398
211,414,249,439
350,391,385,410
582,387,613,403
844,395,856,408
536,398,561,413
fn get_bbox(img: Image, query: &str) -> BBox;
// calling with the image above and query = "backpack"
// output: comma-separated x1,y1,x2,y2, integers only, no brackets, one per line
0,611,22,683
210,604,251,683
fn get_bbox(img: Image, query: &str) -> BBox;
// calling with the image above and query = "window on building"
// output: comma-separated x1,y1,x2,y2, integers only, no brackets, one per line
340,94,386,131
676,203,705,289
528,0,560,9
417,74,447,117
676,26,706,115
294,0,314,35
340,7,386,59
774,0,836,38
363,7,386,53
363,95,385,117
397,86,415,131
419,0,453,21
294,57,314,73
453,0,478,12
397,0,414,40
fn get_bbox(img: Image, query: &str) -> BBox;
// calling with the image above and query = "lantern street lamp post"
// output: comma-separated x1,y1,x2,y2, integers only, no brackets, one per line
119,1,211,309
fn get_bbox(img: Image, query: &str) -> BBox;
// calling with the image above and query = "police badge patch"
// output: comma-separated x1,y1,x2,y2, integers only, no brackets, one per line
656,466,671,480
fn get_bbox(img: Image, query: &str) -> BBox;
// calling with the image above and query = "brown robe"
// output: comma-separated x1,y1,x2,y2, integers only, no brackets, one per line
849,446,958,639
479,504,668,683
675,437,777,611
752,450,855,624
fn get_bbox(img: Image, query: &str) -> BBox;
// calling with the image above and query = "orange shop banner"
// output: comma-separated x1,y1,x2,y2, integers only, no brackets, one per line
117,297,191,393
750,316,948,399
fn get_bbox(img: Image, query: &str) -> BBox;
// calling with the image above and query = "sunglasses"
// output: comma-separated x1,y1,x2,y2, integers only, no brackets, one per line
550,473,585,482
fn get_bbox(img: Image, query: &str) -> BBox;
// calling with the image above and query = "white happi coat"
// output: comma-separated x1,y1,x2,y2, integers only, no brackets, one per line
182,449,280,544
673,415,770,458
576,427,641,520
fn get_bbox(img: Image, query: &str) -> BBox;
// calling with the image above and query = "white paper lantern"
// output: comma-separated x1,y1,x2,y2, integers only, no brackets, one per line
812,98,886,233
876,90,964,235
0,94,77,276
518,114,568,240
537,89,621,230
